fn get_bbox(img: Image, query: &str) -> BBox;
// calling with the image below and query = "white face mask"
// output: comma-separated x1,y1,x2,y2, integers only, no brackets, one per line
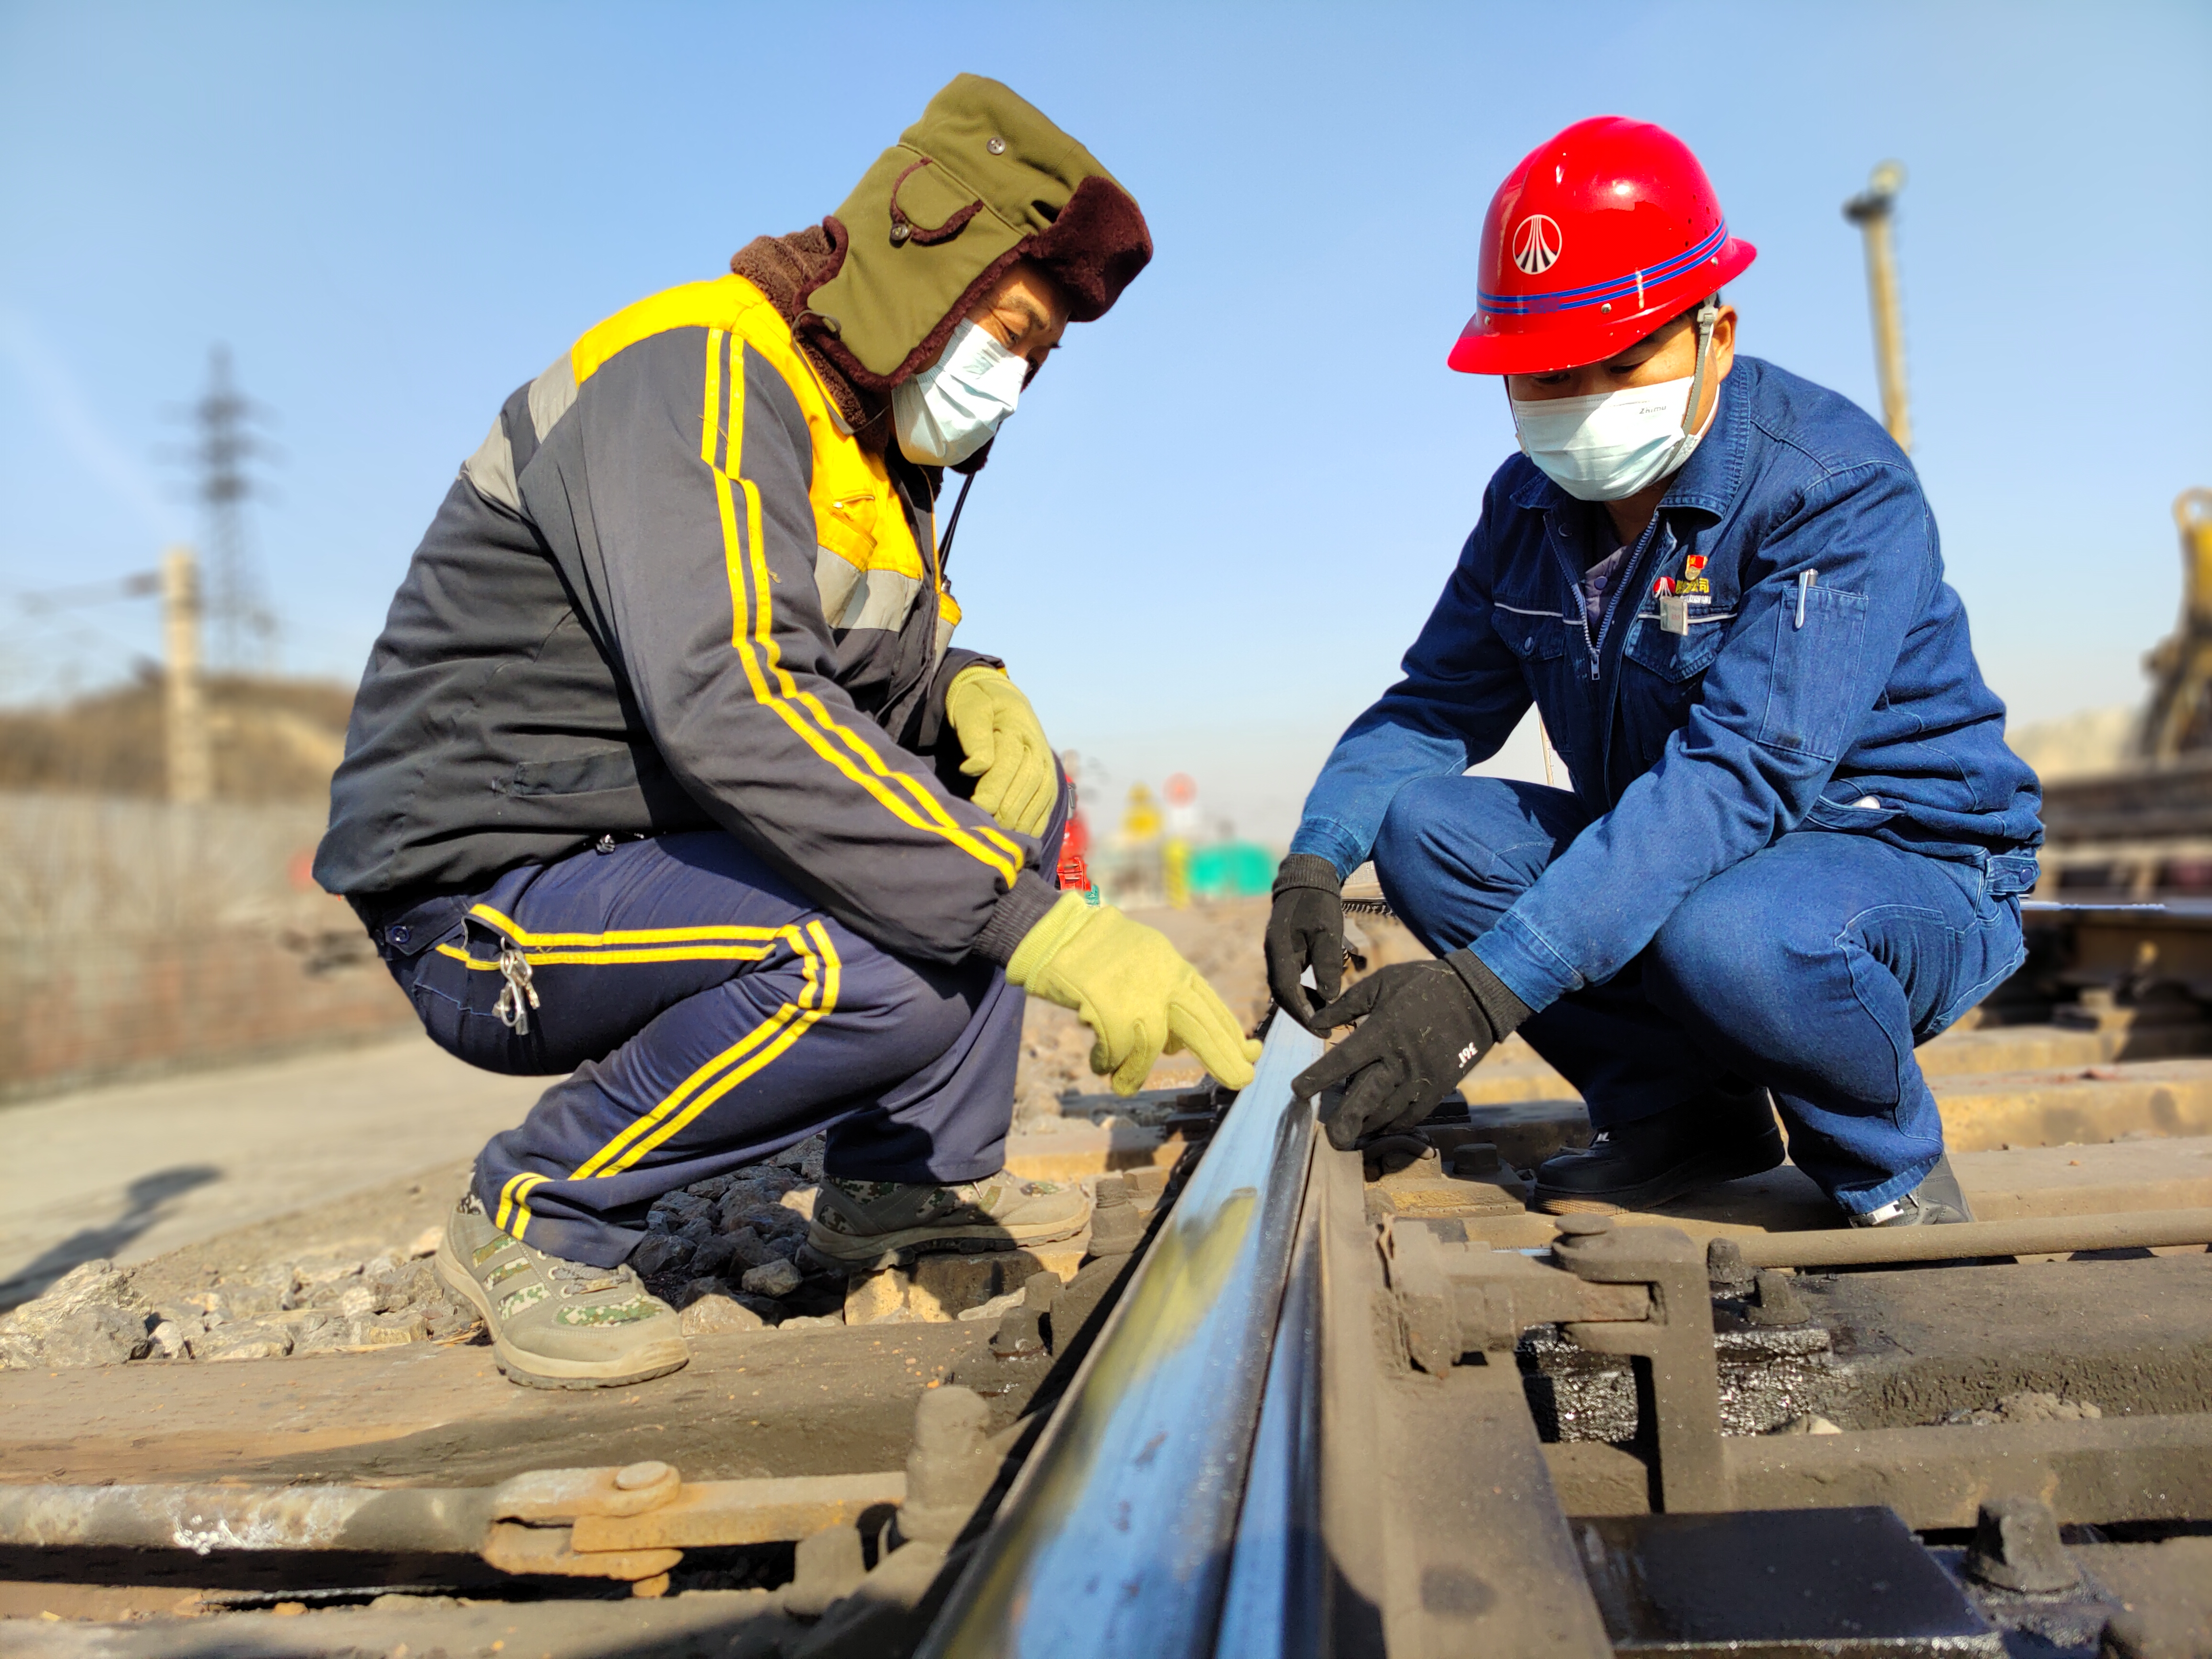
892,317,1027,467
1509,375,1711,502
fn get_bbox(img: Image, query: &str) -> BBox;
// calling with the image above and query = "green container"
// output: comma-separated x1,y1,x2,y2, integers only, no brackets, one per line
1185,842,1275,901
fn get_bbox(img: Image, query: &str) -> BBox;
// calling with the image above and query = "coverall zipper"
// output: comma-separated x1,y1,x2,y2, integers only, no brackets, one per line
1549,509,1669,807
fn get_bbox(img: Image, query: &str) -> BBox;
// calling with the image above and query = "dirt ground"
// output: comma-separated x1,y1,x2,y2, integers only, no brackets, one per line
0,897,1337,1375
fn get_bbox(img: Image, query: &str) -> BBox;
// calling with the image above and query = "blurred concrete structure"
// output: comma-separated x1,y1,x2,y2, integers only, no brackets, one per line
0,794,409,1100
160,546,212,806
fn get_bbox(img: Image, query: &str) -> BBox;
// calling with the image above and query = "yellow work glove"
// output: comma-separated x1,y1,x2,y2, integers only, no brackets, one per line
945,665,1055,838
1008,892,1263,1095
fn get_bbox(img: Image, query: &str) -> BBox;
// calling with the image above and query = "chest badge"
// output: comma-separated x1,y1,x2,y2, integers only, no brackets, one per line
1654,576,1689,636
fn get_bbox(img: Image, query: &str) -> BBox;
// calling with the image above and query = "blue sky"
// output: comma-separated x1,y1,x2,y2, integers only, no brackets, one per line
3,1,2207,842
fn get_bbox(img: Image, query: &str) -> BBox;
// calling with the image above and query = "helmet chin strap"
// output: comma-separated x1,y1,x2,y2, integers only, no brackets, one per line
1682,296,1722,436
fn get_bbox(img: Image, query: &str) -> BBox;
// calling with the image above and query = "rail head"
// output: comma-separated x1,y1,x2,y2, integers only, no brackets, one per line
918,1017,1325,1659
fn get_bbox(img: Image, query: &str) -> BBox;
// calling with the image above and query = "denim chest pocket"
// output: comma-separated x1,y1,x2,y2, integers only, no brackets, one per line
1497,609,1567,665
1621,613,1727,684
1759,585,1870,761
1496,610,1584,769
1496,609,1570,706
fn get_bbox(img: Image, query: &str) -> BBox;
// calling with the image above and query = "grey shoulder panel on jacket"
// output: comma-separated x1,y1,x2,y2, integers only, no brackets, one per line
460,349,583,513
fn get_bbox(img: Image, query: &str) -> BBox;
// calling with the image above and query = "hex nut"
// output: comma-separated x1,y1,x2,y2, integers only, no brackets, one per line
1747,1269,1810,1327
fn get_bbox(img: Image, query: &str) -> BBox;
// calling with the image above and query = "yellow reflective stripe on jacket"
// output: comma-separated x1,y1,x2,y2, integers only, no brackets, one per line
571,275,934,586
568,919,841,1181
704,324,1023,884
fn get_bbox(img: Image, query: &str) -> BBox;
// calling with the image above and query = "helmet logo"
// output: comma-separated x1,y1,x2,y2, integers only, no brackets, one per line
1512,214,1562,276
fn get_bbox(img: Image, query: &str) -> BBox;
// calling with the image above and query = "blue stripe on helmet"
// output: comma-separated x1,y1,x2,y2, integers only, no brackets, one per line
1477,222,1730,317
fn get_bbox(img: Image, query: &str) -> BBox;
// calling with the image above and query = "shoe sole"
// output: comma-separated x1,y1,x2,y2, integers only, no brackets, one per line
434,1235,690,1391
804,1215,1089,1273
1533,1132,1786,1217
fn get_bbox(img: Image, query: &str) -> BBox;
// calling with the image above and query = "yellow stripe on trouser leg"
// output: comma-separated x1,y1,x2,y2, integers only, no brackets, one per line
467,903,795,950
509,1174,551,1239
600,920,844,1175
441,906,796,971
565,921,841,1182
495,1171,550,1237
442,941,785,970
565,924,815,1179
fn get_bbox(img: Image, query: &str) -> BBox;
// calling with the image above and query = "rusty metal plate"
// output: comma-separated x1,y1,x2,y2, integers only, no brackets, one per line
1575,1506,2000,1657
570,1472,905,1551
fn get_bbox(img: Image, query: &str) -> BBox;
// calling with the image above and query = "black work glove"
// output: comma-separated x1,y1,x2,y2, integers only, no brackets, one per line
1266,854,1346,1034
1292,951,1532,1151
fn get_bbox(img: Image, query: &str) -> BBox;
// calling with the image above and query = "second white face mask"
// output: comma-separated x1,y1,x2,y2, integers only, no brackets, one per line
1509,375,1708,502
892,318,1027,467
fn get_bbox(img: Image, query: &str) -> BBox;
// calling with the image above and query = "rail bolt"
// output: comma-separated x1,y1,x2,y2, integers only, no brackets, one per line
1965,1495,2079,1594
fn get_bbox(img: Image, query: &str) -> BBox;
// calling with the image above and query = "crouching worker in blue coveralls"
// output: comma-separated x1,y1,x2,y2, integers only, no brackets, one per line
313,77,1258,1389
1266,117,2041,1228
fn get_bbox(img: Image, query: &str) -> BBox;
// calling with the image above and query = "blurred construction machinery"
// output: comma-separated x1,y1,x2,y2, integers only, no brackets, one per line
2036,490,2212,898
2135,490,2212,762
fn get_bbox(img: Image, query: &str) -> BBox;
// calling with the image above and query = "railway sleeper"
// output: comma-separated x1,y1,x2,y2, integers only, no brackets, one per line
1333,1156,2212,1657
0,1211,1160,1638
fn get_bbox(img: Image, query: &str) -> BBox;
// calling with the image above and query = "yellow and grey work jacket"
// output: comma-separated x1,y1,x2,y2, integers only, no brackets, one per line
315,275,1061,966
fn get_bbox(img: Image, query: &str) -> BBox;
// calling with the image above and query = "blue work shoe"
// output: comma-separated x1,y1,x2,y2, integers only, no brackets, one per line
1849,1153,1974,1227
1533,1087,1785,1214
434,1193,689,1390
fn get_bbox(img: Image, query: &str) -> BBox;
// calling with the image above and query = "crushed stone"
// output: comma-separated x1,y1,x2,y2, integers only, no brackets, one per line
1947,1390,2104,1426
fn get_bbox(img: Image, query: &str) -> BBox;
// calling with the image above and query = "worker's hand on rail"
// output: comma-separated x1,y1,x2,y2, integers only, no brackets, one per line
1293,953,1531,1150
946,666,1056,838
1008,893,1262,1095
1264,854,1346,1033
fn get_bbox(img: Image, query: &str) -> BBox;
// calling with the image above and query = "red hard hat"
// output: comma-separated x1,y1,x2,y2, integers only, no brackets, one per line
1447,116,1756,377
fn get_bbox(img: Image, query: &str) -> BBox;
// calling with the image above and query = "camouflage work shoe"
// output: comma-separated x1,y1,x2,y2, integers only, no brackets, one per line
806,1173,1090,1269
434,1192,689,1390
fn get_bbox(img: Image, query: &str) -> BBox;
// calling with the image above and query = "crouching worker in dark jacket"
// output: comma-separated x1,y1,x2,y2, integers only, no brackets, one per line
1266,117,2040,1229
316,76,1258,1389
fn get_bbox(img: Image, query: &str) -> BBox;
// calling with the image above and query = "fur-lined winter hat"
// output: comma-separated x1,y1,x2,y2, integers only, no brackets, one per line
779,74,1151,390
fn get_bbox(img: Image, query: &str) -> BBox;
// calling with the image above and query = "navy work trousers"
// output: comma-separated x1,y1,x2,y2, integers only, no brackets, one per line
369,790,1064,1268
1370,775,2030,1213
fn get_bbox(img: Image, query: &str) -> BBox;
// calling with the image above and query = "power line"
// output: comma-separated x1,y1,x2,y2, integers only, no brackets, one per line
167,346,279,670
5,571,162,614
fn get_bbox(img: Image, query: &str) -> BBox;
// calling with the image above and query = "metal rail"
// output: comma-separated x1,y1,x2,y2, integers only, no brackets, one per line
1213,1182,1324,1659
918,1017,1325,1659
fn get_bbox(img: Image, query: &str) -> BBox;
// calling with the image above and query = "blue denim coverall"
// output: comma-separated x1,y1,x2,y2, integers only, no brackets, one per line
1289,358,2042,1212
